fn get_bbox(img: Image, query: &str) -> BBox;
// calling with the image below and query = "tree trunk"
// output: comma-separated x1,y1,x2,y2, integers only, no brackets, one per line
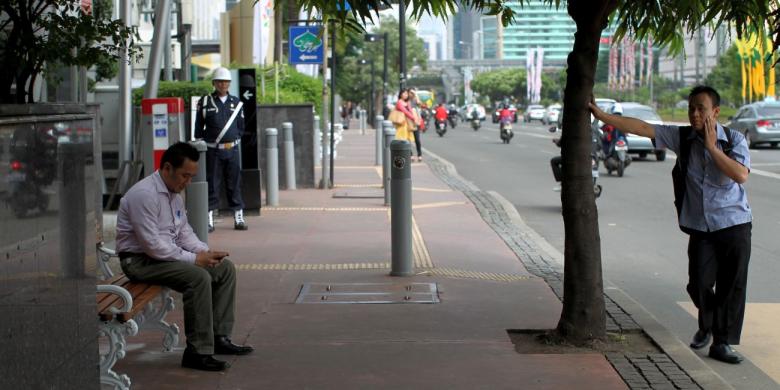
555,0,616,345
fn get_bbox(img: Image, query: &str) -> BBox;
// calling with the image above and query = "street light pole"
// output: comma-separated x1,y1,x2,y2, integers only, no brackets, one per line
370,59,376,118
382,32,388,116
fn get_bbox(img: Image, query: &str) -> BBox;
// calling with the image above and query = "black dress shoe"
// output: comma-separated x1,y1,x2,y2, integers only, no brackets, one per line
181,351,230,371
215,336,254,355
690,329,712,349
709,343,743,364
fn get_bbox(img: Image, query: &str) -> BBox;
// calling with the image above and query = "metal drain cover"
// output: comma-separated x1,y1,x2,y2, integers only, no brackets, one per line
332,189,384,199
295,283,440,304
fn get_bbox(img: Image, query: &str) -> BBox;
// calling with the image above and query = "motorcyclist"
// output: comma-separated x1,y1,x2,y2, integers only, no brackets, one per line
601,103,624,155
434,103,449,124
498,104,513,125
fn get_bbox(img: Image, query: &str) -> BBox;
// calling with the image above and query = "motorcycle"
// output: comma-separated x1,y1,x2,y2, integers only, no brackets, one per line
499,119,514,144
601,130,632,177
549,125,602,198
470,112,481,131
435,119,447,137
447,106,459,128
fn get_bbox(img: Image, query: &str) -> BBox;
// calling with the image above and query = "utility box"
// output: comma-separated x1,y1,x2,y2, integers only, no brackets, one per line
140,98,185,174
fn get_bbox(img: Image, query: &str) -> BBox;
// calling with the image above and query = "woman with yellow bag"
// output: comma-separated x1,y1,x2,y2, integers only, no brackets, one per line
388,89,423,160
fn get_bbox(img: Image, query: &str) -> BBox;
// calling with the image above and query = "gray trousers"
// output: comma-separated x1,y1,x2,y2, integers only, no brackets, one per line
120,254,237,355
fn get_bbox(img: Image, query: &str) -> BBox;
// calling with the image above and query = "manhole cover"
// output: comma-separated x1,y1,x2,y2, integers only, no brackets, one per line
332,189,384,199
295,283,440,304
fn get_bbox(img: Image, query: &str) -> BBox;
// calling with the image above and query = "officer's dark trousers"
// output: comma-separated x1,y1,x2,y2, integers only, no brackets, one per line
206,147,244,211
687,222,751,345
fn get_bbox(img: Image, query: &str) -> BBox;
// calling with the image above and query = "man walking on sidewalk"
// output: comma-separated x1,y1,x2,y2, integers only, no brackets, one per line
590,86,752,364
115,142,254,372
195,67,248,232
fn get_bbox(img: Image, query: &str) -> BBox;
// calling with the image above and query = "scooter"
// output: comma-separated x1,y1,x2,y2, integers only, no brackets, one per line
435,119,447,137
549,125,602,198
447,106,459,128
499,119,514,144
470,112,481,131
601,131,632,177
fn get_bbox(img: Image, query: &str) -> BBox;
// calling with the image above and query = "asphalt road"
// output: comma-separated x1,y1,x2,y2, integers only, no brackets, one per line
422,119,780,390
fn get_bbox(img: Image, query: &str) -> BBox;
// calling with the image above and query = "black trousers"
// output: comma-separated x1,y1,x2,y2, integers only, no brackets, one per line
687,222,751,345
206,147,244,211
412,130,422,157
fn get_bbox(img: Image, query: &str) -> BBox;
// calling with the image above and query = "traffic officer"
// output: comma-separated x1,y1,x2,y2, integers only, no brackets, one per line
195,67,247,232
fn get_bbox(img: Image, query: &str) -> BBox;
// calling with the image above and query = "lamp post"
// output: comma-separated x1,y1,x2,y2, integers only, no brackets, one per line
358,59,375,119
399,0,406,90
365,33,388,117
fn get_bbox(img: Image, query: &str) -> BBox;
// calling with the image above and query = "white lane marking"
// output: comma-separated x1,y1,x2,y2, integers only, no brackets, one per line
751,162,780,167
751,168,780,180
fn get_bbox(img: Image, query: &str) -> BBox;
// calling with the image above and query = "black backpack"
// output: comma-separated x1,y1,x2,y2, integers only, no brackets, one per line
671,126,736,234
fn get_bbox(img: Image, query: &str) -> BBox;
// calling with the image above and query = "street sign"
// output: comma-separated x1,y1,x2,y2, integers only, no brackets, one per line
238,68,258,167
289,26,324,65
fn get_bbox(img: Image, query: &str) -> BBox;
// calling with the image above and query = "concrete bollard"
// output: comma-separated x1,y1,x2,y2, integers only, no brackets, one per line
186,140,209,243
265,128,279,206
375,115,384,166
282,122,296,190
383,121,395,206
321,121,331,189
390,140,414,276
359,109,365,135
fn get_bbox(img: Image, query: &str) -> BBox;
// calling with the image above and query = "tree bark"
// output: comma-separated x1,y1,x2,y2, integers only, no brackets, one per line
555,0,616,345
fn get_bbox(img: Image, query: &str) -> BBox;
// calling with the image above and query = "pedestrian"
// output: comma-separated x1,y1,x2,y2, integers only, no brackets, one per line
392,89,421,160
589,85,752,364
195,67,248,232
115,142,254,372
409,89,424,162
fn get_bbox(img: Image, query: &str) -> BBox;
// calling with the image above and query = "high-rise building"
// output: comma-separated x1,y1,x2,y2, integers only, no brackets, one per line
500,1,575,64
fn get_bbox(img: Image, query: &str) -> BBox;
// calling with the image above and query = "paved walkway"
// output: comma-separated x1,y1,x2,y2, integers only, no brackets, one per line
105,124,731,389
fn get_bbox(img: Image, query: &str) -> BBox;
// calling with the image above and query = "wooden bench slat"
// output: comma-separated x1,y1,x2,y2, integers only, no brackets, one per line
116,285,163,322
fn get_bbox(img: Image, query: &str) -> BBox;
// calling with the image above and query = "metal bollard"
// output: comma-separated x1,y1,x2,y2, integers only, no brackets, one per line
186,140,209,243
390,140,414,276
282,122,296,190
265,128,279,206
313,115,320,167
383,121,395,205
358,110,365,135
321,121,331,188
375,115,384,166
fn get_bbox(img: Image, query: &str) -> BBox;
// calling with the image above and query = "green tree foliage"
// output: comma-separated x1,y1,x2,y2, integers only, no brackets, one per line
334,16,428,106
471,68,564,106
0,0,139,103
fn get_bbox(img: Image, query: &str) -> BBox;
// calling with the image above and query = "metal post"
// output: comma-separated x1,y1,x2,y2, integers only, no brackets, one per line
369,60,375,118
382,32,388,117
265,128,279,206
329,19,337,187
313,115,321,167
390,140,413,276
143,0,172,98
163,5,173,81
383,121,395,205
118,0,133,188
186,140,208,243
282,122,296,190
321,121,330,188
375,115,384,166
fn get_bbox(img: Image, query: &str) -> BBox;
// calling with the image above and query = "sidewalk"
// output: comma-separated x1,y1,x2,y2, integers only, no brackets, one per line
108,123,727,389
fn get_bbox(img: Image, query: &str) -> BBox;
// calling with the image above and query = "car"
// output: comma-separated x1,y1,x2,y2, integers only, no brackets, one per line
460,104,487,121
616,102,667,161
542,104,562,125
726,100,780,148
523,104,546,122
492,104,518,123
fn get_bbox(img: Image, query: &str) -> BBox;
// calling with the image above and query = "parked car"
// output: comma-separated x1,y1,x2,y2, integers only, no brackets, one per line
726,100,780,148
616,102,666,161
460,104,487,121
492,104,518,123
523,104,546,122
542,104,562,125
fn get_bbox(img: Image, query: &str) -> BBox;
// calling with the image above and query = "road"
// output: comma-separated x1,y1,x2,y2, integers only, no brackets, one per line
422,119,780,390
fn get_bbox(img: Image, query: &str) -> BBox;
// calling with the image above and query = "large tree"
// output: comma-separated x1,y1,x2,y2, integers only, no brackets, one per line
300,0,779,345
0,0,138,103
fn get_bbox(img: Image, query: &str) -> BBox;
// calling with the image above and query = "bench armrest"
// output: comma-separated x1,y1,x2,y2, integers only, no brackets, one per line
97,284,134,314
97,242,118,280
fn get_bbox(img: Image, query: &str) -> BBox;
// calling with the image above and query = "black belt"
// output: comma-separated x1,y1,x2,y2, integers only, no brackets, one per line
118,252,145,260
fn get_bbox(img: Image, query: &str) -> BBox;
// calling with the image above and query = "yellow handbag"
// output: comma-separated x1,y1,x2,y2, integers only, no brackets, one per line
388,109,406,125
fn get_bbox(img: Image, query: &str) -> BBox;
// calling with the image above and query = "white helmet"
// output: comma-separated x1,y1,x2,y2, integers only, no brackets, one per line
610,102,623,116
212,67,232,81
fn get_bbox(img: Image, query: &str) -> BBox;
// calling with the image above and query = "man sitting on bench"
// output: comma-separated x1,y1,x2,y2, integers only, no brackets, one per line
115,142,253,372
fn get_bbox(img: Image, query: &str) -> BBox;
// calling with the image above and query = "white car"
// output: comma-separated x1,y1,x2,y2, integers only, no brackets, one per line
524,104,546,122
542,104,562,125
461,104,486,121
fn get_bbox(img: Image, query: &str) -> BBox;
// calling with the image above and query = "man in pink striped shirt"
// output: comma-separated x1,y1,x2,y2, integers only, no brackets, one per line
116,142,252,372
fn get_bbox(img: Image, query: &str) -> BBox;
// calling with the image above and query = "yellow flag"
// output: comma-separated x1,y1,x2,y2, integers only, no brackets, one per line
767,38,776,98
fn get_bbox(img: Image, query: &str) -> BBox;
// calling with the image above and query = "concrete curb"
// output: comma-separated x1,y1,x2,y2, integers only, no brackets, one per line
423,147,733,390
